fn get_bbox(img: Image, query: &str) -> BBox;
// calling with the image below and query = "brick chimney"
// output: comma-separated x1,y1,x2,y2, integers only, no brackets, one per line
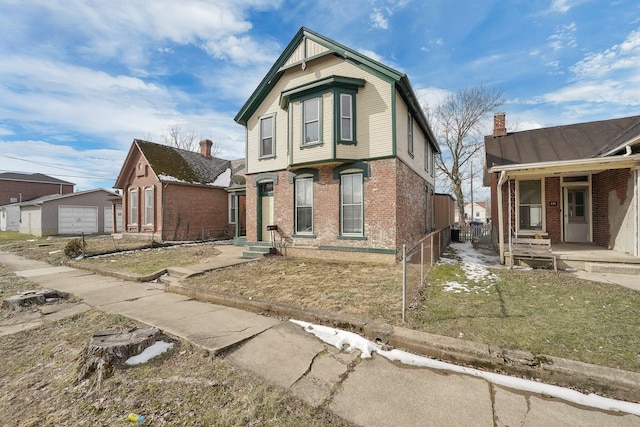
199,139,213,160
493,112,507,137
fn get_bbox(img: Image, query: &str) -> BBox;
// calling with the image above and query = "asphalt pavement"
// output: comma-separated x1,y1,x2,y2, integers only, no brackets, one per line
1,248,639,426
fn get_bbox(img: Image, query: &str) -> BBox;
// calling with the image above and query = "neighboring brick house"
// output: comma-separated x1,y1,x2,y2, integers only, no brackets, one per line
484,113,640,264
234,27,440,261
114,139,243,241
0,172,74,205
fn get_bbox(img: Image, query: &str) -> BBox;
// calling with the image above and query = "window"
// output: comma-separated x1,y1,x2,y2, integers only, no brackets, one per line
129,188,138,225
303,97,320,145
341,173,363,235
340,93,353,142
295,178,313,234
144,187,153,225
407,113,414,156
260,115,274,158
229,194,237,224
518,179,543,231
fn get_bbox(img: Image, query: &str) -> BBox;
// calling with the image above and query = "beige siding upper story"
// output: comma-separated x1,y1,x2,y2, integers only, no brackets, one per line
395,92,431,182
290,94,333,165
246,54,394,174
283,37,330,68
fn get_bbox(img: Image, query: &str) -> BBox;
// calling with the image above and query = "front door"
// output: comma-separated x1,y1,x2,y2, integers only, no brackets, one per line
564,187,590,242
259,183,274,242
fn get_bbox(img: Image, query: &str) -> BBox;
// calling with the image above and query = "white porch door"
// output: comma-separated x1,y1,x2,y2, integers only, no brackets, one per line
260,196,274,243
564,187,590,242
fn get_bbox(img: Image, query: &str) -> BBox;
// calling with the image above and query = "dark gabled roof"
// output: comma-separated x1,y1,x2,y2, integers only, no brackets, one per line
0,172,74,186
485,114,640,169
133,140,230,186
234,27,439,153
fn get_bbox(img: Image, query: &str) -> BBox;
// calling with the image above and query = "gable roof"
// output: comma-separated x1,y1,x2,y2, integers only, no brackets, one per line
485,115,640,169
114,140,231,188
19,188,118,206
234,27,439,153
0,172,74,186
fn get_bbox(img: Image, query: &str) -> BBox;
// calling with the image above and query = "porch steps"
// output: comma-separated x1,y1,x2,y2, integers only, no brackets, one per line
242,245,272,259
585,262,640,275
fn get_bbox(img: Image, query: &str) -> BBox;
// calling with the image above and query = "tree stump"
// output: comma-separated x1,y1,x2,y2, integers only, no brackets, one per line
2,289,70,310
76,326,161,391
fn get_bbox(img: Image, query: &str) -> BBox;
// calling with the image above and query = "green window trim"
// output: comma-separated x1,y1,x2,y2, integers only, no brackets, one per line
259,113,276,159
252,173,279,187
336,91,357,145
332,162,370,179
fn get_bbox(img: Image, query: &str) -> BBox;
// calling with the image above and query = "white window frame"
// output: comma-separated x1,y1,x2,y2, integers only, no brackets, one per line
302,97,321,146
340,173,364,236
259,114,275,158
516,178,545,233
144,187,154,225
129,188,138,225
294,177,314,234
340,93,353,142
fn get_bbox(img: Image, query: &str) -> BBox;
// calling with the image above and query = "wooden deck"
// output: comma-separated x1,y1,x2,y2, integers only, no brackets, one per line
506,242,640,272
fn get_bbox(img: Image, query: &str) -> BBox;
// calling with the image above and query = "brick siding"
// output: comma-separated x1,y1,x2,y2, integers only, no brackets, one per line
0,181,73,205
245,158,430,260
592,168,632,248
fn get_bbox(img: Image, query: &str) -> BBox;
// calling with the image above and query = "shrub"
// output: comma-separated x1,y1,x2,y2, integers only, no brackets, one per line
64,238,83,258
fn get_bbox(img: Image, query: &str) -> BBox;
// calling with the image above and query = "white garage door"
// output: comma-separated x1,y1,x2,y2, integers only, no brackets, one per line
59,206,98,234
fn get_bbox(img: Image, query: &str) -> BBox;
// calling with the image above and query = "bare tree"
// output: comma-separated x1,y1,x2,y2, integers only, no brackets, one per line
163,123,200,151
161,123,221,157
425,84,504,222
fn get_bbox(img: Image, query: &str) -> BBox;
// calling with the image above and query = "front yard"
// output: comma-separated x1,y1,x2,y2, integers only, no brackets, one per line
2,232,639,373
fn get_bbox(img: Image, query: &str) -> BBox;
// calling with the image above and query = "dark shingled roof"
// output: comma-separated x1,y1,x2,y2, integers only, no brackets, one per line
0,172,74,186
485,115,640,169
135,139,230,185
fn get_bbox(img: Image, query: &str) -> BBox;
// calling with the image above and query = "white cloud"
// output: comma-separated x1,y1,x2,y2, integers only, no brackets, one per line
550,0,571,13
370,9,389,30
415,87,451,109
571,29,640,78
541,28,640,107
548,22,577,51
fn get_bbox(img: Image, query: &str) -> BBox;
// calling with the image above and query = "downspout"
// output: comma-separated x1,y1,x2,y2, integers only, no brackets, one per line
497,171,507,264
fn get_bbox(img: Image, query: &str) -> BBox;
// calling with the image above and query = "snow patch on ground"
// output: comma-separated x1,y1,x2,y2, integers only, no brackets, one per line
290,319,640,416
125,341,174,365
437,242,500,294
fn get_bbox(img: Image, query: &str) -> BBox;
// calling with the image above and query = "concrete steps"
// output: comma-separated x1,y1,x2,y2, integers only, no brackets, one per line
585,262,640,275
242,245,273,259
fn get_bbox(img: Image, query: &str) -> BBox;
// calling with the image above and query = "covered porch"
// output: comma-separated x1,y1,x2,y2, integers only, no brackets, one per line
507,242,640,274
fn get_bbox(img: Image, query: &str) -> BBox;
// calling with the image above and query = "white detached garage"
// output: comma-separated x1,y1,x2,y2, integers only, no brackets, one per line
18,188,118,237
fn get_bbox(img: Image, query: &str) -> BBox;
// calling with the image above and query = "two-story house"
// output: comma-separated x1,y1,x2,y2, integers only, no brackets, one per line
234,28,439,261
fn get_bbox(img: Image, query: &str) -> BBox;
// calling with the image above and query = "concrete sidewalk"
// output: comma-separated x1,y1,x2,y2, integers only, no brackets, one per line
1,250,639,426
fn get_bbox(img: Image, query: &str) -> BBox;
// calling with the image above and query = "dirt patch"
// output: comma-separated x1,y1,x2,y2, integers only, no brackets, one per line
0,307,352,426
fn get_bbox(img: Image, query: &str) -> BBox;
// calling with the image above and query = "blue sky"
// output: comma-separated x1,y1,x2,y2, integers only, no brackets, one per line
1,0,639,192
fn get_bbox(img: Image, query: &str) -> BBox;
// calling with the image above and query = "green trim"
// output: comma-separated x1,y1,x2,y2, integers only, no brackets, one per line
234,27,439,157
337,236,367,241
391,82,397,157
252,173,279,187
280,75,365,109
317,245,396,255
293,234,316,238
335,90,358,146
332,162,370,179
288,168,319,183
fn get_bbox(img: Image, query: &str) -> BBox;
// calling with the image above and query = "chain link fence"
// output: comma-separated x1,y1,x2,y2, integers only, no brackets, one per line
401,226,451,322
